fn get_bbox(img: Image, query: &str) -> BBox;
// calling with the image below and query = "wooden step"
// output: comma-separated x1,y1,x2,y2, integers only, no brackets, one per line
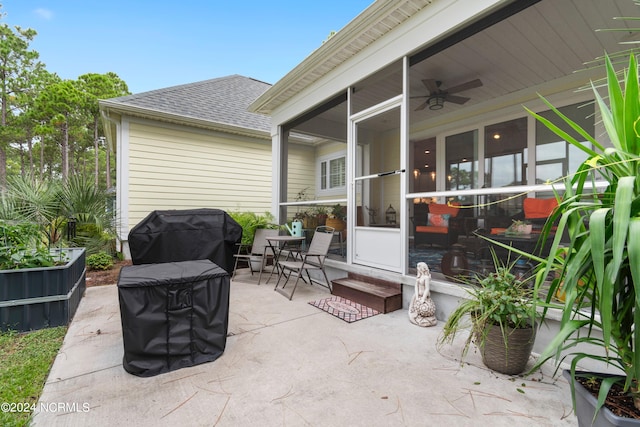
331,273,402,314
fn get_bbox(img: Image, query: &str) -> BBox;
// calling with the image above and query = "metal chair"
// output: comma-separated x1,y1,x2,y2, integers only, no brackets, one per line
232,228,279,283
274,226,334,300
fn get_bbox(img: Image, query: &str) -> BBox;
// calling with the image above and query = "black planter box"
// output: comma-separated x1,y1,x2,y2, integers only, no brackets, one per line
118,259,230,377
565,370,640,427
0,248,86,332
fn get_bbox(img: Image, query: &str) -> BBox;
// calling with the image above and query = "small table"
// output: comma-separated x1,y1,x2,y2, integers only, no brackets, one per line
484,232,554,261
264,236,305,284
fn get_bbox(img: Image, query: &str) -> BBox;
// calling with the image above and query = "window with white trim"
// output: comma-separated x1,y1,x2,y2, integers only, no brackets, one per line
318,152,346,195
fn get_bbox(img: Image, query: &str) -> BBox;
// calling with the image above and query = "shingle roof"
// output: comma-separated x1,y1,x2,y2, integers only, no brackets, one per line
104,75,272,133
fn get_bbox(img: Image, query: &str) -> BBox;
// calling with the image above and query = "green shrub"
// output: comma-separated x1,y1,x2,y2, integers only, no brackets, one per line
228,211,277,246
86,251,113,271
0,220,56,270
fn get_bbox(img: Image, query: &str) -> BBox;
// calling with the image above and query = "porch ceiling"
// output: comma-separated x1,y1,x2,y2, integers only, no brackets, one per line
406,0,639,117
251,0,640,133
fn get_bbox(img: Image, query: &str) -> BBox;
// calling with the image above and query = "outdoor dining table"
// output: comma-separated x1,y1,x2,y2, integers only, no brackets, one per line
263,235,306,285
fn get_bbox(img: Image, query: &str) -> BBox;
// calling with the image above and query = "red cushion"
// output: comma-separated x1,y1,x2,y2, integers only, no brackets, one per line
428,203,460,218
416,225,448,234
524,198,558,219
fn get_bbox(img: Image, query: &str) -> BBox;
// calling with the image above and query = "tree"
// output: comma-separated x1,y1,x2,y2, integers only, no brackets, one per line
0,6,42,188
76,72,129,188
14,67,59,177
32,80,86,182
0,6,132,191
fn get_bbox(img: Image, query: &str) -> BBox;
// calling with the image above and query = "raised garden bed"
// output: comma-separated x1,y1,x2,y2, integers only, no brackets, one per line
0,248,86,332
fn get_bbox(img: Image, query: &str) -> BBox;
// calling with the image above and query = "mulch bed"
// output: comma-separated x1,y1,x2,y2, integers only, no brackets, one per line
85,260,132,287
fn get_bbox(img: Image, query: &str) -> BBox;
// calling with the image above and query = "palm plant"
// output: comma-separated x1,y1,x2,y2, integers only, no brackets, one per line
0,174,116,256
525,54,640,414
0,174,63,246
60,175,117,254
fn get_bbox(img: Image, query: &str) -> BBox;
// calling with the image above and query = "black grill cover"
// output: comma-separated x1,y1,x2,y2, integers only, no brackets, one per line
118,260,229,377
128,208,242,274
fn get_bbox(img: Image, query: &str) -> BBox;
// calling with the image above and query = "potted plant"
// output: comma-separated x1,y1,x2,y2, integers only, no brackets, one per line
523,54,640,424
506,219,532,236
314,206,329,226
326,204,346,231
438,250,537,375
301,211,318,229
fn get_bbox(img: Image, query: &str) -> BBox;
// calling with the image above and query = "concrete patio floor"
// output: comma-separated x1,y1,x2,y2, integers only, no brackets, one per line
32,268,577,426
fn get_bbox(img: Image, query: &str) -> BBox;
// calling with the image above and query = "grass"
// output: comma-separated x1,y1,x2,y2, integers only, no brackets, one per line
0,326,67,427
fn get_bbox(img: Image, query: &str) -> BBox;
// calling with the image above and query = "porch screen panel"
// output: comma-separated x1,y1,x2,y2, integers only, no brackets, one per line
354,106,401,227
279,92,348,226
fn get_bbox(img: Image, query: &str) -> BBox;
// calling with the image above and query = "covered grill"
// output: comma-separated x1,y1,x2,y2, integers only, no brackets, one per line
127,208,242,274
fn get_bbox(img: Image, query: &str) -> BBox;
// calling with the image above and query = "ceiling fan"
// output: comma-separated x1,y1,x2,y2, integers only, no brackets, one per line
413,78,483,111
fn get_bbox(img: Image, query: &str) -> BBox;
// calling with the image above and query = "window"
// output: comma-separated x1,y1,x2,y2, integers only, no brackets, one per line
535,102,594,184
318,153,346,194
446,130,478,191
410,138,436,193
485,118,528,187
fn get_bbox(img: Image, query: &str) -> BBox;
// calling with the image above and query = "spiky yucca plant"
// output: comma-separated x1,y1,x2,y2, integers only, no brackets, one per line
525,54,640,415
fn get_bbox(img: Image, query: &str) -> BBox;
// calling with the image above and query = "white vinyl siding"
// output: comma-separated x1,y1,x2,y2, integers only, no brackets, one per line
286,144,316,201
126,121,272,229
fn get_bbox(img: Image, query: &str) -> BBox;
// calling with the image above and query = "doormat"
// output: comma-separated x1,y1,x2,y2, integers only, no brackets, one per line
308,296,380,323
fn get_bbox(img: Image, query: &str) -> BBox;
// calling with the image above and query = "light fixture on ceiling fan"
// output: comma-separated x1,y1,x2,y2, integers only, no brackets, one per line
413,78,483,111
427,95,445,110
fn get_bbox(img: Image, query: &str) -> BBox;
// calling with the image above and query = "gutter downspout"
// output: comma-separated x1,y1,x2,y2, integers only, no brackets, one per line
100,109,129,257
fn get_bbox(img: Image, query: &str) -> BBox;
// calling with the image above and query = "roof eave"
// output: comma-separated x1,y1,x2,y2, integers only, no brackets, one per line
248,0,421,115
99,99,271,141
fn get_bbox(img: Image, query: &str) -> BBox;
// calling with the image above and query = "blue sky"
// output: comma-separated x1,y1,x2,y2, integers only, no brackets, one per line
4,1,374,94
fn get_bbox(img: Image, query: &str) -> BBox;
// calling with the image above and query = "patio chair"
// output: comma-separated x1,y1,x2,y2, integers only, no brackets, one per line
274,226,334,300
232,228,279,283
412,202,464,248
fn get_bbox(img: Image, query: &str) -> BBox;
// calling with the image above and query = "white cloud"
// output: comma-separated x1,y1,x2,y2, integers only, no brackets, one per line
34,8,54,20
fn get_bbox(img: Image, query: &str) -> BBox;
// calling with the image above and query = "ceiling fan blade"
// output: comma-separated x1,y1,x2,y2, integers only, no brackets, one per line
444,94,470,105
414,101,428,111
421,79,439,93
445,79,483,94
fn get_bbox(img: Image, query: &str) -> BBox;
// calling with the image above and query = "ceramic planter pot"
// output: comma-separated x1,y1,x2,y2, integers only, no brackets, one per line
564,370,640,427
249,255,264,272
513,223,533,234
480,322,536,375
